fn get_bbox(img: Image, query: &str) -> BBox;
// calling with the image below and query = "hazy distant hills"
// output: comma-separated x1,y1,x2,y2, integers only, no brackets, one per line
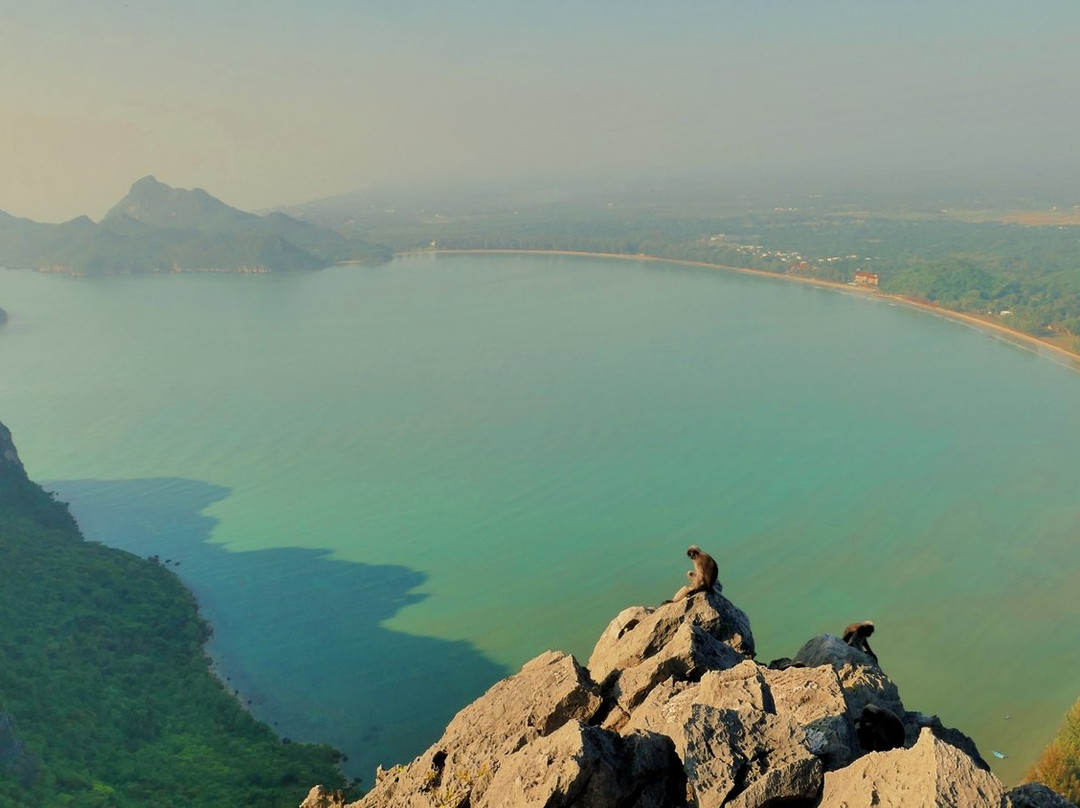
0,176,391,275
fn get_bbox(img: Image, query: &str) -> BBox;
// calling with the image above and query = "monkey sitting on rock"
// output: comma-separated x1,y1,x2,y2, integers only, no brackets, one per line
842,620,878,663
667,545,720,603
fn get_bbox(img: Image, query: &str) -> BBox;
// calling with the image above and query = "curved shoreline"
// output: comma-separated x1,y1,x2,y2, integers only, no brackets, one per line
409,248,1080,369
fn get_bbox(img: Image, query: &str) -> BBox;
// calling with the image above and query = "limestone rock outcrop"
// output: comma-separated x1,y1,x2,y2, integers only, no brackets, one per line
316,589,1071,808
477,722,685,808
356,651,600,808
818,727,1004,806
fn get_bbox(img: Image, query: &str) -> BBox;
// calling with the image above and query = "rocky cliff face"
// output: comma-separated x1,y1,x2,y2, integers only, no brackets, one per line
302,590,1074,808
0,419,23,470
0,419,78,534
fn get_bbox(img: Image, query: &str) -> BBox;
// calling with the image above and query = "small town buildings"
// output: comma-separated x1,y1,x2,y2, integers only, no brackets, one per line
853,271,879,288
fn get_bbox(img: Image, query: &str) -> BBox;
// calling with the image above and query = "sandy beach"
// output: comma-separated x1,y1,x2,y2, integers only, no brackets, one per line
420,248,1080,370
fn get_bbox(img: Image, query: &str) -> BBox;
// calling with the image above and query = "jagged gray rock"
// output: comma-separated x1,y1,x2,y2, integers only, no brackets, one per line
589,591,755,690
599,623,745,731
794,633,878,670
792,634,905,727
321,595,1074,808
906,710,990,771
763,663,857,770
623,662,824,806
1004,783,1079,807
476,721,685,808
0,421,24,468
300,786,347,808
835,661,905,722
819,727,1004,807
355,651,601,807
588,591,754,732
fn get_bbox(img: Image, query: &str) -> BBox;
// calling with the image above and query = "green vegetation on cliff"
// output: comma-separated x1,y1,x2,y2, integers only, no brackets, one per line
0,420,350,807
1027,698,1080,802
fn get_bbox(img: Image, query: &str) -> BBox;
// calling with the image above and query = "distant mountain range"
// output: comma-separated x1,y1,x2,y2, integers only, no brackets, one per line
0,176,391,275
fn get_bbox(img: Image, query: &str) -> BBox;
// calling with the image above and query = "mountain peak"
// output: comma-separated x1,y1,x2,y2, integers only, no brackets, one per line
124,175,171,202
104,176,254,232
131,174,163,188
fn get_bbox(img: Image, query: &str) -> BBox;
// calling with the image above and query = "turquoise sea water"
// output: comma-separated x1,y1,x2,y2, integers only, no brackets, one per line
2,252,1080,784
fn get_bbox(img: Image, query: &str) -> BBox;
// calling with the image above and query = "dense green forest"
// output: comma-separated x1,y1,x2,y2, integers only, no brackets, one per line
289,189,1080,351
0,420,353,807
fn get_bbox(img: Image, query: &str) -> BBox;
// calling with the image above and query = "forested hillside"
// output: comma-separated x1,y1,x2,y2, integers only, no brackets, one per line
0,420,352,807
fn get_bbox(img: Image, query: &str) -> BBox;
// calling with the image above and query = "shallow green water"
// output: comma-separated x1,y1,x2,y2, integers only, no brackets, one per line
2,253,1079,784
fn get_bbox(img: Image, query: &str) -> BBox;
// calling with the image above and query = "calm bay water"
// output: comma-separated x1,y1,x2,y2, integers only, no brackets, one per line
2,252,1080,783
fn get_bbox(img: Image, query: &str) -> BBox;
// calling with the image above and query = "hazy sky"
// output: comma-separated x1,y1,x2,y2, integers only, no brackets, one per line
2,1,1079,221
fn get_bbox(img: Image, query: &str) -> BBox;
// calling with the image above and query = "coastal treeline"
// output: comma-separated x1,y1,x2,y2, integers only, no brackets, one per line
302,194,1080,352
1027,698,1080,802
0,421,352,807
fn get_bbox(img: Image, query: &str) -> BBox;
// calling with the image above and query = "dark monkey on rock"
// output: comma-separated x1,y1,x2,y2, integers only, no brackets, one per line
856,703,906,752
